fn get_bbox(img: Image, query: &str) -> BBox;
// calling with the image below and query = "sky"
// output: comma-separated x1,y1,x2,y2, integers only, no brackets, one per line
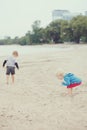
0,0,87,38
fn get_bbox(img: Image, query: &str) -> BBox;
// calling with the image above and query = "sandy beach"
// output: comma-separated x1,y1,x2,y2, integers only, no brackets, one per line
0,44,87,130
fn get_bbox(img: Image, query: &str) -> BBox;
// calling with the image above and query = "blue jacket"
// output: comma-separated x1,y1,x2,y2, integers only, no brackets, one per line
62,73,82,86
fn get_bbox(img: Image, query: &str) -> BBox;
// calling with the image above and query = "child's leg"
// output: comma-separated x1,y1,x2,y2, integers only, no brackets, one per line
11,75,15,83
6,75,9,84
68,88,73,95
11,67,15,84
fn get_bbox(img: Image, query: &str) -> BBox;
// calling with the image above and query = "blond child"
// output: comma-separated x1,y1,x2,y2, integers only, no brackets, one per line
3,51,19,84
56,70,82,95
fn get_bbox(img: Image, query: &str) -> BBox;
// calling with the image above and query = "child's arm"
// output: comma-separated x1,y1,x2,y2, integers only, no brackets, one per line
62,77,70,86
3,60,7,67
15,62,19,69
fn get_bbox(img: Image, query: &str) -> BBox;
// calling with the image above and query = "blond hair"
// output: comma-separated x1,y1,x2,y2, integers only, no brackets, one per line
56,69,65,76
12,51,18,57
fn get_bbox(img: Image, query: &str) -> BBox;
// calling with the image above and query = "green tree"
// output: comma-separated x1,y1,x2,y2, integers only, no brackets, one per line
19,37,27,45
31,20,42,44
25,31,32,45
13,36,20,44
32,20,41,33
47,20,61,43
70,15,87,43
45,20,68,43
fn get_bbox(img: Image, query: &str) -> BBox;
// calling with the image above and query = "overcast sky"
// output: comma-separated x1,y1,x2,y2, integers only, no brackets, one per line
0,0,87,38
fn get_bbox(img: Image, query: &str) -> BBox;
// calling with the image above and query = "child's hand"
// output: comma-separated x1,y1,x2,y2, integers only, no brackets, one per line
62,82,67,86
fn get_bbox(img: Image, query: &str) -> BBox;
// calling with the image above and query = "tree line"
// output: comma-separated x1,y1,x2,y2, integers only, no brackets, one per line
0,15,87,45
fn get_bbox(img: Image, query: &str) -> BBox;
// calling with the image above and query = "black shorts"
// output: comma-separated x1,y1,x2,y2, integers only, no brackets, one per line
6,66,15,75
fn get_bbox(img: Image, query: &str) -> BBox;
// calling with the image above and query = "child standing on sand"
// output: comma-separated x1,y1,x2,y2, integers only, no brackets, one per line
3,51,19,84
56,70,82,95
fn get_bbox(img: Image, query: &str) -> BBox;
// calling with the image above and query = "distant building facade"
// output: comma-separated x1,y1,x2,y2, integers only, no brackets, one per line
85,11,87,16
52,10,82,21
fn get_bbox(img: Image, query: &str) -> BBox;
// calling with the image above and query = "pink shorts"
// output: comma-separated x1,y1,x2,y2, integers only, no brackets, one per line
67,82,81,88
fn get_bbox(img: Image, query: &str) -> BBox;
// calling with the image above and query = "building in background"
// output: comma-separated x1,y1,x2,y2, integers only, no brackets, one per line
52,10,82,21
85,11,87,16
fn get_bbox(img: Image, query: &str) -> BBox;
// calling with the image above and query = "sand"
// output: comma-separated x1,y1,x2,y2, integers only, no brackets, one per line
0,44,87,130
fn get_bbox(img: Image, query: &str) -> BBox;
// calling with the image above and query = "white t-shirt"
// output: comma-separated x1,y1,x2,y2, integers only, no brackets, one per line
6,56,17,67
